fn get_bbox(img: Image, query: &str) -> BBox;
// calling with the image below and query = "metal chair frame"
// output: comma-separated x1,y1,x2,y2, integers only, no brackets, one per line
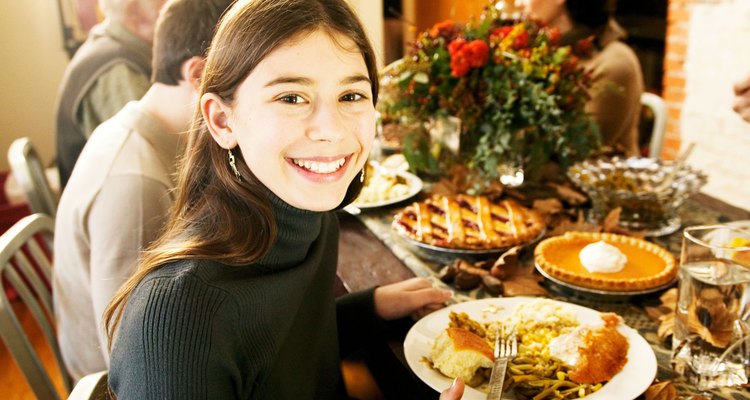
641,92,668,159
8,137,58,218
0,214,72,399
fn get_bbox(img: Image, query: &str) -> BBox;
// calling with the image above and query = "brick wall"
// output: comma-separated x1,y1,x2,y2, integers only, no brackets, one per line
664,0,750,210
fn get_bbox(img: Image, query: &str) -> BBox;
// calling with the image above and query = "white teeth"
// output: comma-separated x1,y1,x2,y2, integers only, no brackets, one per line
292,158,346,173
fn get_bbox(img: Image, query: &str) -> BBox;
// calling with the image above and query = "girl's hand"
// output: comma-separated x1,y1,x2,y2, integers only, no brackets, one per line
373,277,453,321
439,377,465,400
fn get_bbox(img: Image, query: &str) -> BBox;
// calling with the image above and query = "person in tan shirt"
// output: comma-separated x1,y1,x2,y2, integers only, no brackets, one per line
53,0,233,382
523,0,644,156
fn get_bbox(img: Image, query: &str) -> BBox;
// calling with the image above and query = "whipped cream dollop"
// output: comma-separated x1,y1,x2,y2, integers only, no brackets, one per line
579,241,627,273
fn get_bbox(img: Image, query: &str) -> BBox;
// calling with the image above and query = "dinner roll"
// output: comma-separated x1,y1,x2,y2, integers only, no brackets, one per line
430,327,493,385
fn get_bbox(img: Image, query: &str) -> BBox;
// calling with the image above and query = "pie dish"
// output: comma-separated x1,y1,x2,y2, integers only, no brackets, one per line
392,194,545,250
534,232,677,292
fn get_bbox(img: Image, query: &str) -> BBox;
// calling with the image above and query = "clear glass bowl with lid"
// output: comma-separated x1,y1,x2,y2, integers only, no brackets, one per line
567,156,707,236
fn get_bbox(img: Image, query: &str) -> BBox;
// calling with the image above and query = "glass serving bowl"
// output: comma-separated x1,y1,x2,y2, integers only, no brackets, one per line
567,156,707,236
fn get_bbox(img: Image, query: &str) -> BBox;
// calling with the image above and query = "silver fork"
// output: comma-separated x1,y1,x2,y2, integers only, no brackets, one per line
486,325,517,400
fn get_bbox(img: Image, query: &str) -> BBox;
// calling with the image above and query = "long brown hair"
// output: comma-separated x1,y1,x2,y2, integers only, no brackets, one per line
104,0,379,346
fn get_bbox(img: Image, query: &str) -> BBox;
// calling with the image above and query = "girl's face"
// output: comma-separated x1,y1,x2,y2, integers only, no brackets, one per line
522,0,565,24
206,29,376,211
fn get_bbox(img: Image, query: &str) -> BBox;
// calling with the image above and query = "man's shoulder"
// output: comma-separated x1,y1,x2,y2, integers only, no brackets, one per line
61,23,151,94
65,107,166,191
591,41,642,85
599,41,641,70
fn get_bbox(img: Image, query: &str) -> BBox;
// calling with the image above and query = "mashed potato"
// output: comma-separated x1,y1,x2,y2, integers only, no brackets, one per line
505,298,579,356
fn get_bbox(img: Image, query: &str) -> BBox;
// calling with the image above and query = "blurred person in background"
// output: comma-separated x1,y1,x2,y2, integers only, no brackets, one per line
733,73,750,123
523,0,644,156
53,0,231,382
55,0,167,189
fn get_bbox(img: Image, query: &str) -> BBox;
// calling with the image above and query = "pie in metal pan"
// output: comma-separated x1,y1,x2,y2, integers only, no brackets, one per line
392,194,545,251
534,231,677,293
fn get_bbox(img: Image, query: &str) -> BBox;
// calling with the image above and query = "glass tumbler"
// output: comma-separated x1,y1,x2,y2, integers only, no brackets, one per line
672,224,750,390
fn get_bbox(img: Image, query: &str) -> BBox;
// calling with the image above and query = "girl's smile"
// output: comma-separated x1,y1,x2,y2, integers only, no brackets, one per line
287,154,351,182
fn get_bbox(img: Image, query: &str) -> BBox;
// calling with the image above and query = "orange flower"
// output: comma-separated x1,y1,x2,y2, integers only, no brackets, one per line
546,27,561,45
429,20,458,41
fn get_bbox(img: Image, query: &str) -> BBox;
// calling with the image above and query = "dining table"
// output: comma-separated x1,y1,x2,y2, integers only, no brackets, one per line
335,191,750,400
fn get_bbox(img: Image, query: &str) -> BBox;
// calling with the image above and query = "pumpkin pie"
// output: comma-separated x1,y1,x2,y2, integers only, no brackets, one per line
392,194,545,250
534,231,677,292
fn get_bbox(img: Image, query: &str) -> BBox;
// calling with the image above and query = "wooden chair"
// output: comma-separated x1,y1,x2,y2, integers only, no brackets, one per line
8,137,58,218
0,214,72,399
640,92,668,159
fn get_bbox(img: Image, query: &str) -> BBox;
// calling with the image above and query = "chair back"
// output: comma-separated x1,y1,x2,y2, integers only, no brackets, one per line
68,371,112,400
8,137,58,218
640,92,668,159
0,214,72,399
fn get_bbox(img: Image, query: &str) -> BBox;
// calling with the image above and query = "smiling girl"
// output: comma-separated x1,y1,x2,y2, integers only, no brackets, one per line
103,0,463,399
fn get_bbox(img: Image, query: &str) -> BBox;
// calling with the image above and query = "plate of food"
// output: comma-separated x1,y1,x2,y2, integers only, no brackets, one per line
404,297,656,400
351,163,422,209
392,194,545,263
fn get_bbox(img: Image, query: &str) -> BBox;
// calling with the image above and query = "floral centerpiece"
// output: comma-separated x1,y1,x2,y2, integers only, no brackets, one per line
379,3,601,189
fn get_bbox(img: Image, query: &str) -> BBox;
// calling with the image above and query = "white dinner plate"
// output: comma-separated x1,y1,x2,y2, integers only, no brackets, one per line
726,220,750,231
404,297,657,400
351,169,422,209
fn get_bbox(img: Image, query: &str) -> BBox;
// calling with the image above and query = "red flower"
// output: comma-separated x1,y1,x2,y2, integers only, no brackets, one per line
490,26,513,41
406,80,417,95
447,37,466,54
467,40,489,68
448,38,469,77
448,38,489,77
450,53,471,77
574,36,594,57
513,30,529,50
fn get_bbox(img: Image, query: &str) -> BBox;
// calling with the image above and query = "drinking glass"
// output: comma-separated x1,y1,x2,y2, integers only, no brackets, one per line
672,225,750,390
426,115,461,159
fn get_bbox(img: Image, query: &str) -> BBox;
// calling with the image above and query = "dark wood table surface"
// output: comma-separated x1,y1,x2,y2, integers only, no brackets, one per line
335,192,750,400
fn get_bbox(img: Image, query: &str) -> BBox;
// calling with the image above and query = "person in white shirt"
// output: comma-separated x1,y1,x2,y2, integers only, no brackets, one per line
52,0,234,382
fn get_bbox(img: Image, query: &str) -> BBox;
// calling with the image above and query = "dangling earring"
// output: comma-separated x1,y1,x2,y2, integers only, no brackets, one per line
359,167,365,183
228,149,241,181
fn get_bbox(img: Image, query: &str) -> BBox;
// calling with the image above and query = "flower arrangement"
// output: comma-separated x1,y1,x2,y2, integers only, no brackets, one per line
379,4,601,188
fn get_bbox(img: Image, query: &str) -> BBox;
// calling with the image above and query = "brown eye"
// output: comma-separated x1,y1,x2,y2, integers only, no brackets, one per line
341,93,365,102
280,94,305,104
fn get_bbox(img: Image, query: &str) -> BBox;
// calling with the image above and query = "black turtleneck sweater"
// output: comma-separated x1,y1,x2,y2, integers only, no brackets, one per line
109,192,385,399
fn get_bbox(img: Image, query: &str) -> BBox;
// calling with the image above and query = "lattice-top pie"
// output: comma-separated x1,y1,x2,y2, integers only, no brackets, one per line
535,231,677,292
392,194,545,250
